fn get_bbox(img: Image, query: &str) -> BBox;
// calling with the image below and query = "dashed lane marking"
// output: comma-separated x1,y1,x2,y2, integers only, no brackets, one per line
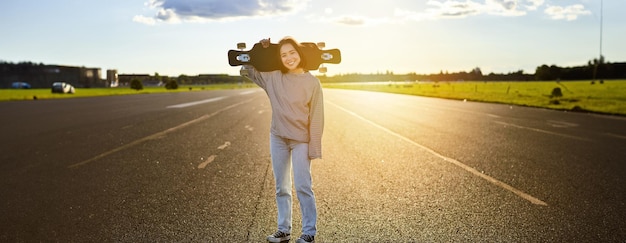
546,120,579,128
217,141,231,150
166,97,226,108
239,90,259,95
605,133,626,140
68,98,254,169
494,121,589,141
198,155,216,169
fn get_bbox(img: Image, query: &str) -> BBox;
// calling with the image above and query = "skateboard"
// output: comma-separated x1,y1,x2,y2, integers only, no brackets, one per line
228,41,341,75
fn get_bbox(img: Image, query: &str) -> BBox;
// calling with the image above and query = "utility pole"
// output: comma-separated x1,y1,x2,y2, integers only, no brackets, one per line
600,0,603,61
593,0,603,82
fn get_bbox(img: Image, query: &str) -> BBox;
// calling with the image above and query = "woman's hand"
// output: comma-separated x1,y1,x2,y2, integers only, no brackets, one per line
260,38,271,48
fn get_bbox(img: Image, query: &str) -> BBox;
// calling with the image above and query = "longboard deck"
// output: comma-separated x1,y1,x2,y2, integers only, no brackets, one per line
228,42,341,72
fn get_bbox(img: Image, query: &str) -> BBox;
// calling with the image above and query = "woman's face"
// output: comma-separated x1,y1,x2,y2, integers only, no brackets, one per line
279,43,301,72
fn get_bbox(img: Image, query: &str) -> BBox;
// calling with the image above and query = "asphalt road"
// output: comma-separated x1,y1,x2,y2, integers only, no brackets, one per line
0,88,624,242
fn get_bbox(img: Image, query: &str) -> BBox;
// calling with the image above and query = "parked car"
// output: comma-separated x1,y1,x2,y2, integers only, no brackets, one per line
51,82,75,94
11,82,31,89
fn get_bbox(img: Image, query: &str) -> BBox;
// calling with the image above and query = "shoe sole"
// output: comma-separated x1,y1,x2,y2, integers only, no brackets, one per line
267,237,290,243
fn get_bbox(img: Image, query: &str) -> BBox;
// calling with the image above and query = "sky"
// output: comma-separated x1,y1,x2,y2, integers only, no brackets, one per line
1,0,624,77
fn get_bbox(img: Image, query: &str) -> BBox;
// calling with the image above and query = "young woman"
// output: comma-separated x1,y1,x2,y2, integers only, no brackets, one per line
244,37,323,243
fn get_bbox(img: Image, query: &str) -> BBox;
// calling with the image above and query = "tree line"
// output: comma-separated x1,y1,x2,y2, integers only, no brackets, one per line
318,57,626,83
3,57,626,88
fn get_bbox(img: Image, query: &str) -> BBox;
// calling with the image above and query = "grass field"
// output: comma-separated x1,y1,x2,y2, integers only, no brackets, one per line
0,84,257,101
2,80,625,116
323,80,626,116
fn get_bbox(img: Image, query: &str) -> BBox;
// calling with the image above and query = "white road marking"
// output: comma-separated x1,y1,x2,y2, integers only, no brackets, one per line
166,97,226,108
68,98,254,168
198,155,216,169
239,90,258,95
217,141,231,150
546,120,579,128
605,133,626,140
327,100,548,206
494,121,589,141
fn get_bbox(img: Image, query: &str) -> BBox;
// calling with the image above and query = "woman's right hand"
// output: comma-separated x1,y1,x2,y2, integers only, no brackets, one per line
260,38,270,48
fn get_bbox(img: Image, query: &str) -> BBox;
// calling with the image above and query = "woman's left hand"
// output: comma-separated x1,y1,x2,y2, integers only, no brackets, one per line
260,38,271,48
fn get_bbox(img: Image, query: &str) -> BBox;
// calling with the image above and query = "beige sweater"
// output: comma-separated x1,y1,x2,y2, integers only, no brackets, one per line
244,66,324,159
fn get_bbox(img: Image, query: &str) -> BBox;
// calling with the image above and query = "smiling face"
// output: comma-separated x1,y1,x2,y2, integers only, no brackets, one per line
279,43,303,73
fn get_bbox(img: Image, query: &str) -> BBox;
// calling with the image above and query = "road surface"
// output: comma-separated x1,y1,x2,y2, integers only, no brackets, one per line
0,88,624,242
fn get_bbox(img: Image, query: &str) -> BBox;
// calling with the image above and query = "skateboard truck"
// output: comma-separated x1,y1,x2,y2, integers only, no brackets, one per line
317,42,327,73
237,43,249,77
236,42,251,62
240,68,249,76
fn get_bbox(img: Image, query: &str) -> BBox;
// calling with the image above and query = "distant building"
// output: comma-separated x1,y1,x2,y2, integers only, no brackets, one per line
117,73,242,86
0,62,104,88
107,69,119,87
118,74,151,87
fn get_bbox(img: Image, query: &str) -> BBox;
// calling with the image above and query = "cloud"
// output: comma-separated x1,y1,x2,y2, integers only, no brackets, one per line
134,0,309,24
308,10,395,27
420,0,543,19
544,4,591,21
133,0,591,26
524,0,544,11
334,16,366,26
317,15,399,27
392,0,526,21
133,15,157,25
391,1,590,23
484,0,526,16
425,0,482,18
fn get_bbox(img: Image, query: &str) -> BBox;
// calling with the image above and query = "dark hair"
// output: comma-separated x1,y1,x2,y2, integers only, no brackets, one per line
278,37,307,73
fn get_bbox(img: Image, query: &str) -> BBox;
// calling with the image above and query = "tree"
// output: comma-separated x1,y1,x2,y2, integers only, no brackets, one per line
472,67,482,76
551,87,563,98
535,65,561,80
470,67,483,80
178,74,189,85
130,78,143,90
165,79,178,90
590,55,605,80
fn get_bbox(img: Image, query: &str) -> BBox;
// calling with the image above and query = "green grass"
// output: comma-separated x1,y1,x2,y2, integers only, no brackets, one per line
0,84,257,101
4,80,625,116
323,80,626,116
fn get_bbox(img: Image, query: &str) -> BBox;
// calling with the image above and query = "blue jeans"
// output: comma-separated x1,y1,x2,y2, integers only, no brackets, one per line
270,133,317,236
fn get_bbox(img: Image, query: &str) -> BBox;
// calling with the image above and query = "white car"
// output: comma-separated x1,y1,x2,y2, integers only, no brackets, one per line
51,82,75,94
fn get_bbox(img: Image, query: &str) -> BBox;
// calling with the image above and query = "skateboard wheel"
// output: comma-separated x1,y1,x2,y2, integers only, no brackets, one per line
237,42,246,49
238,54,251,62
316,42,325,49
319,67,327,73
321,52,333,61
240,69,249,77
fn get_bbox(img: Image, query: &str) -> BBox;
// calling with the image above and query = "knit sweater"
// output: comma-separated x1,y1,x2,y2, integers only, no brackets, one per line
244,65,324,159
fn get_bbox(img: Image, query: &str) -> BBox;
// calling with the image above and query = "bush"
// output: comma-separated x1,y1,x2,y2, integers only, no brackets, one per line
551,87,563,98
165,80,179,90
130,78,143,90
